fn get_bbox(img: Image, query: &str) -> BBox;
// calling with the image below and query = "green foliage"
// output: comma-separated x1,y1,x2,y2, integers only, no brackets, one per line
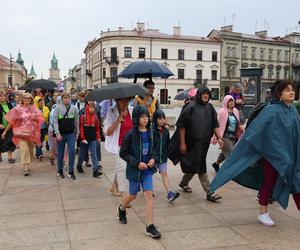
294,101,300,115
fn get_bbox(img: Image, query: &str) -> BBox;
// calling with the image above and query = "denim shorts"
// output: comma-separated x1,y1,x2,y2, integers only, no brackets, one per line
129,174,153,195
157,162,168,173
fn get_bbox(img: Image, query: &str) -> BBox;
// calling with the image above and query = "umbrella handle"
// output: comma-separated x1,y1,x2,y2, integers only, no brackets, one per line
134,76,137,83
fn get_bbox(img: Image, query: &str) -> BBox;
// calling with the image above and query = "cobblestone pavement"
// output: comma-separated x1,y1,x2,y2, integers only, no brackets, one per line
0,143,299,250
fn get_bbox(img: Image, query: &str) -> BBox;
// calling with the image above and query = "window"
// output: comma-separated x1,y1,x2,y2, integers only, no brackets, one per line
277,50,281,61
251,48,256,60
110,67,118,82
211,70,217,80
178,69,185,79
276,68,280,79
161,49,168,59
139,48,145,58
178,49,184,60
285,51,289,62
211,88,219,100
284,68,289,79
295,53,299,63
269,49,273,61
268,67,273,79
242,47,247,59
226,64,236,77
212,51,218,61
111,47,117,62
196,70,202,80
124,47,132,58
197,50,203,61
102,48,106,59
102,68,106,79
260,49,265,60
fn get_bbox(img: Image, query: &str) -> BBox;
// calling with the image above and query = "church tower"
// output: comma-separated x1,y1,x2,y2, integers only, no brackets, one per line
28,63,37,79
48,53,61,83
16,50,24,66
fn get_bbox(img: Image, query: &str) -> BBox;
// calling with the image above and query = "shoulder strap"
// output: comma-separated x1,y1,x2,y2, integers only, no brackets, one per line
63,105,71,119
150,97,158,108
136,96,145,105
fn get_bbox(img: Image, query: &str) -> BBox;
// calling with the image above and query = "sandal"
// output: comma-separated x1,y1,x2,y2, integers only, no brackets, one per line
8,159,16,164
207,192,222,202
179,184,192,193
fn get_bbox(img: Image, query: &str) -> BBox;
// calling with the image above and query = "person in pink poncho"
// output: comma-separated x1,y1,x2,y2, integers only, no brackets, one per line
211,95,244,172
1,93,44,176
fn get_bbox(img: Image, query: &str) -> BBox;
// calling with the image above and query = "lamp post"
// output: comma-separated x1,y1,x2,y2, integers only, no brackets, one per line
8,53,14,89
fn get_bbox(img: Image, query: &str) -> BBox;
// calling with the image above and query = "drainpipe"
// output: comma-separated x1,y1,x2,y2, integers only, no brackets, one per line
150,38,153,61
100,41,103,87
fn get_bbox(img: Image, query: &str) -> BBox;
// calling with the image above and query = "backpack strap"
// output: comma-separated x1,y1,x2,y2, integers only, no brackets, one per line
135,96,145,105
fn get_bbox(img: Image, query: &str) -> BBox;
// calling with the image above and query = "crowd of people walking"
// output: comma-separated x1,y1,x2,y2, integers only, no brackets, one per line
0,79,299,239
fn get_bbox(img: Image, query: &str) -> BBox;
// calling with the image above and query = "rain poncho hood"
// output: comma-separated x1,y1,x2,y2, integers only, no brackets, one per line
210,101,300,209
34,96,50,124
196,86,211,105
152,109,166,130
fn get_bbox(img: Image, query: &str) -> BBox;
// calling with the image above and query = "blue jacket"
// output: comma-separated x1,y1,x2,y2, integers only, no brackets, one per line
211,101,300,209
153,128,170,164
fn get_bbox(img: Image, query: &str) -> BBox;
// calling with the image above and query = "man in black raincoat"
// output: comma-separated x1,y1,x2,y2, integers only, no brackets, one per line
175,86,223,201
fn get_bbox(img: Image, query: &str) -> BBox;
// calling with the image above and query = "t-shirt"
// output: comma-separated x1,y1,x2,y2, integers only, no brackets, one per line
225,113,237,136
140,131,152,175
118,112,133,146
1,103,9,128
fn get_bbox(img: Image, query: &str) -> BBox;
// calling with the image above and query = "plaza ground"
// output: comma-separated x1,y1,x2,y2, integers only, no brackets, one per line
0,144,300,249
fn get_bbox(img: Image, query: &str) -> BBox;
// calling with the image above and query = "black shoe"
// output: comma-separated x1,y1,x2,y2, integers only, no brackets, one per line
118,205,127,224
77,165,84,173
212,162,219,173
98,165,104,174
207,192,222,202
93,170,102,178
146,224,161,239
67,172,76,180
85,162,91,167
57,171,65,179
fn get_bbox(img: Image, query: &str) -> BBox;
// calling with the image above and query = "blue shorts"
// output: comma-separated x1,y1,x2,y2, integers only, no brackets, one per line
129,174,153,196
157,162,168,173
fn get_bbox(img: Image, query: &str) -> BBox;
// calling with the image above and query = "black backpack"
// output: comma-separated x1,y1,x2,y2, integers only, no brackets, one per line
245,102,268,130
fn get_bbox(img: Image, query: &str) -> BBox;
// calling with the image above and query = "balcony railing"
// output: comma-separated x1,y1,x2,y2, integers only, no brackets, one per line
104,56,119,65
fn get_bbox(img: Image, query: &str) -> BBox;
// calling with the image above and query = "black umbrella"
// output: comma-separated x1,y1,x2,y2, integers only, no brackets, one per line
85,82,148,102
174,88,195,100
19,79,58,90
118,61,174,82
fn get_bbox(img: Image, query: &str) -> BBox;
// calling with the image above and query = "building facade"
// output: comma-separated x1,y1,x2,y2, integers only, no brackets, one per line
0,54,27,89
208,25,300,99
84,23,222,101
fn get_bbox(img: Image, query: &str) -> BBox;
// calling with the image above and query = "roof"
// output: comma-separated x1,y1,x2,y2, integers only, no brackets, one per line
0,54,25,70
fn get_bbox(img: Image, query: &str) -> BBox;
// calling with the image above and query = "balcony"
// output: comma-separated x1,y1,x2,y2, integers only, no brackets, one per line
86,69,92,77
104,56,119,65
106,77,119,84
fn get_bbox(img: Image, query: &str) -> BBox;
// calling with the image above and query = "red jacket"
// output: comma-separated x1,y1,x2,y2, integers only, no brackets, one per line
79,110,100,141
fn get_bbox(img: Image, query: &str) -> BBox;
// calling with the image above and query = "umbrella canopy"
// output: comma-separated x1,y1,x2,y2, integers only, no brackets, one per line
85,82,148,102
118,61,174,82
174,88,197,100
19,79,58,90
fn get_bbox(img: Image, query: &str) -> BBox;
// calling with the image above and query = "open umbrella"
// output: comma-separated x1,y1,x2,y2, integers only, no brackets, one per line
118,61,174,82
85,82,148,102
19,79,58,90
174,88,197,100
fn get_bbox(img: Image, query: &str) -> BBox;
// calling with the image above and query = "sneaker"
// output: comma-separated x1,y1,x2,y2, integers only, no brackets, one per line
212,162,220,173
146,224,161,239
257,213,275,227
24,169,30,176
38,155,43,161
57,171,65,179
118,205,127,224
93,170,102,178
167,191,180,202
67,172,76,180
77,165,84,173
85,162,91,167
98,165,104,174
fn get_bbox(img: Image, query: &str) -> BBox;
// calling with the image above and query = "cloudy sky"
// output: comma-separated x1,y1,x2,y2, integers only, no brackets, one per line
1,0,299,78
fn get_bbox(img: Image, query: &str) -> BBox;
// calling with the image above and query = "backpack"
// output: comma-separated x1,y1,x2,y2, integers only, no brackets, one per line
245,102,268,130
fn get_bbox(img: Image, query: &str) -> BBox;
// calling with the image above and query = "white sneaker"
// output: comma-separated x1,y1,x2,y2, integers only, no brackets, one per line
257,213,275,227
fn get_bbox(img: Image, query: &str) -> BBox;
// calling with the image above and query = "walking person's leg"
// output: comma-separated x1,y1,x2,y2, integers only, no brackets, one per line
19,140,30,176
198,173,222,201
77,142,87,173
89,140,101,177
257,159,278,226
179,173,194,192
57,136,66,177
116,147,128,201
292,193,300,211
159,163,180,202
66,133,76,179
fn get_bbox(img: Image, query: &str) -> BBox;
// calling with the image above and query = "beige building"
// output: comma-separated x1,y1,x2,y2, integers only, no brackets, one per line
84,23,222,101
0,54,27,89
208,25,300,99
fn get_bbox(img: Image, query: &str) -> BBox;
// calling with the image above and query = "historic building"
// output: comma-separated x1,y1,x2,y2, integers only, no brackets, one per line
208,25,300,99
0,53,27,89
48,53,61,83
84,22,222,101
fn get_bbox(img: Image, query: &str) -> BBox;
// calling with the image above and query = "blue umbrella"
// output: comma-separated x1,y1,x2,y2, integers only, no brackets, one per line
118,61,174,82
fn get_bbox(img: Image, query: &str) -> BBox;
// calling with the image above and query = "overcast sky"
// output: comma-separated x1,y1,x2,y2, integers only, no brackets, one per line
1,0,299,79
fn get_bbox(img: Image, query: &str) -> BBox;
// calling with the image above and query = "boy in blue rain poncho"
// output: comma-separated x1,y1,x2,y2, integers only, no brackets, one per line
211,80,300,227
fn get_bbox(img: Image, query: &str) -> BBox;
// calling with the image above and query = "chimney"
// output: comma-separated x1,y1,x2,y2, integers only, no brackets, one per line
255,30,268,38
137,22,145,32
221,25,233,32
173,26,181,36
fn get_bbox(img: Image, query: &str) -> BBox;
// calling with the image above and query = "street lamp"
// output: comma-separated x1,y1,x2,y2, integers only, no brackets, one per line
8,53,14,89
